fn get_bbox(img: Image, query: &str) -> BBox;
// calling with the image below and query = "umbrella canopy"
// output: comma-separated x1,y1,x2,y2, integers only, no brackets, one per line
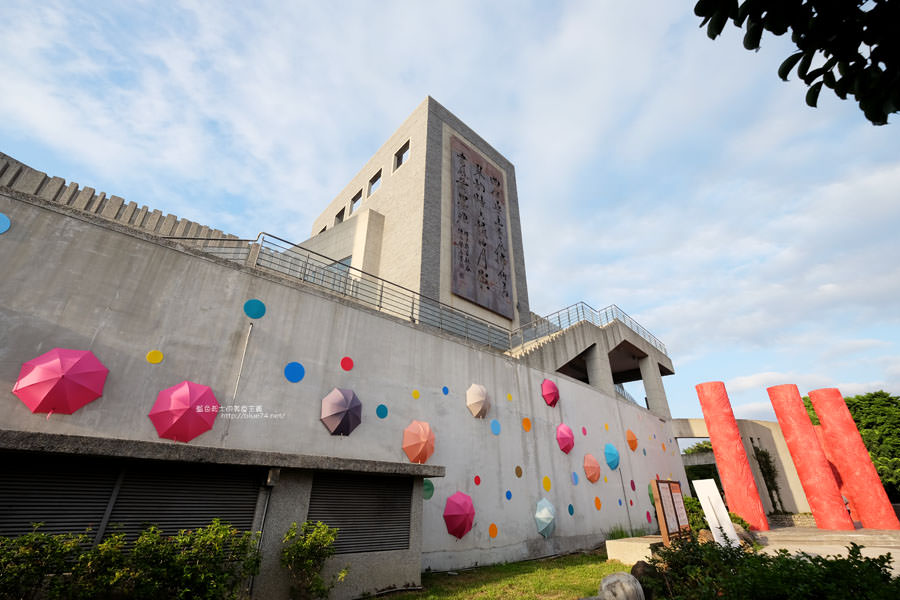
320,388,362,435
402,420,435,464
12,348,109,415
556,423,574,454
534,498,556,538
605,443,620,470
626,429,638,452
583,454,602,483
443,491,475,539
465,383,490,418
148,381,219,443
541,379,559,407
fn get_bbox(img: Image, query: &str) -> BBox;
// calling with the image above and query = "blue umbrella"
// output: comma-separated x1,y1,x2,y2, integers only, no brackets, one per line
534,498,556,538
604,443,620,470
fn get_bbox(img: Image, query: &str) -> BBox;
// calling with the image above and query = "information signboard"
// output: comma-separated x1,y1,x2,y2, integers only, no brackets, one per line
651,479,691,546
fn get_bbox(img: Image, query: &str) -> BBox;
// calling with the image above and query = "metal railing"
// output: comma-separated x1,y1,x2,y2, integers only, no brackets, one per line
509,302,667,355
165,233,667,356
614,383,640,405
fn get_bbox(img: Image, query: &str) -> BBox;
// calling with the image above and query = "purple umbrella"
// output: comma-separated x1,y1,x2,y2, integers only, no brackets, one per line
320,388,362,435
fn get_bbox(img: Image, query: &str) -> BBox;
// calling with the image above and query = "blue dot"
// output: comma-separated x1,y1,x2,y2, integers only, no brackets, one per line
284,362,305,382
618,499,623,506
442,386,449,395
642,448,647,456
244,299,266,319
505,490,512,500
568,504,574,516
490,419,501,435
376,404,388,419
571,472,579,485
0,213,10,235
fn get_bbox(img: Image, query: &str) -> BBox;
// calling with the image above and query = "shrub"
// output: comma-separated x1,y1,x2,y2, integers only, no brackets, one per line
0,525,85,600
682,496,749,532
645,536,900,599
280,521,347,600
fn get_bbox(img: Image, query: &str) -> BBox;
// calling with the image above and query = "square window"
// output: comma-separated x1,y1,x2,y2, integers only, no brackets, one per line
368,170,382,196
349,190,362,214
394,140,410,171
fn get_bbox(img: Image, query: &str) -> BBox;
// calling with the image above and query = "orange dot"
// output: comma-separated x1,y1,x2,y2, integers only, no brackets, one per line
594,497,602,511
522,417,532,432
661,443,666,452
489,523,498,538
604,423,609,431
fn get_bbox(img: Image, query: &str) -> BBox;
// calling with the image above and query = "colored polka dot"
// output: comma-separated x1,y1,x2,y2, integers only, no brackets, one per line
505,490,512,500
0,213,10,235
423,479,434,500
594,497,602,510
522,418,532,432
646,511,652,523
618,499,623,506
376,404,388,419
662,443,666,452
567,504,574,516
489,523,498,538
542,476,551,491
490,419,501,435
582,426,587,436
630,480,636,491
604,476,608,483
340,356,354,371
474,475,481,486
605,423,609,431
283,361,305,382
515,466,523,478
243,299,266,319
145,350,164,364
572,472,579,485
506,393,512,401
642,448,647,456
442,386,449,395
411,389,420,399
630,499,634,506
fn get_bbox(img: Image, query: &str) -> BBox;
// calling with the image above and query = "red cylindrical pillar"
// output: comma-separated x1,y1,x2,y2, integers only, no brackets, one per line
767,385,854,530
813,425,858,522
809,388,900,529
696,381,769,531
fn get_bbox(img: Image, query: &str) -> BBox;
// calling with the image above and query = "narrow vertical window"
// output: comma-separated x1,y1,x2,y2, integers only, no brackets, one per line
334,208,345,225
368,170,382,196
349,190,362,214
394,140,410,171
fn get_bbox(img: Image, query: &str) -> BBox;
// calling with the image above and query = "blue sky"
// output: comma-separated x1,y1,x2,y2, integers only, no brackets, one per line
2,1,898,430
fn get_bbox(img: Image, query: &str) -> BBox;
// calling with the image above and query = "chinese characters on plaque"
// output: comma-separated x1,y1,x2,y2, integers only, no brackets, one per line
652,479,692,545
450,136,513,319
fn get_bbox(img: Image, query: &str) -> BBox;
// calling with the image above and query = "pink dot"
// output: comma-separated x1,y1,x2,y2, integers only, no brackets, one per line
630,479,636,491
474,475,481,485
340,356,354,371
582,426,587,436
646,511,652,523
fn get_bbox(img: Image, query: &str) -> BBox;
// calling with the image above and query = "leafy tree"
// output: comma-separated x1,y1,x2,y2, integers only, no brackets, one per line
683,440,714,455
694,1,900,125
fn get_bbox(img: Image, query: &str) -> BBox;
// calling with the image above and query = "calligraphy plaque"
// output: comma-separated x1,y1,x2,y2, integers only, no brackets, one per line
450,136,513,319
652,479,691,545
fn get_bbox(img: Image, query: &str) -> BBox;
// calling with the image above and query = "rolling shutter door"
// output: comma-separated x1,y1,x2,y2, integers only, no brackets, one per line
307,472,412,554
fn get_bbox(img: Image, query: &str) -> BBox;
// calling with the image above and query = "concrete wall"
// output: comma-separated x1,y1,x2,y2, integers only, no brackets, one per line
1,189,686,579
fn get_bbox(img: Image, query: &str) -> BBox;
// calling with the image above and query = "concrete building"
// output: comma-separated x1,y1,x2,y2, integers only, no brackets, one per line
0,98,685,598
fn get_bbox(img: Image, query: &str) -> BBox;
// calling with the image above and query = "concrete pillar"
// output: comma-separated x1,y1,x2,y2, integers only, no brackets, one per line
696,381,768,531
638,357,671,419
767,385,854,530
809,388,900,530
813,425,858,522
585,344,616,398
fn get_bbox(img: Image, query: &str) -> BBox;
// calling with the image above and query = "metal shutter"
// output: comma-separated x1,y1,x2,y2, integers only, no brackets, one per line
307,472,412,554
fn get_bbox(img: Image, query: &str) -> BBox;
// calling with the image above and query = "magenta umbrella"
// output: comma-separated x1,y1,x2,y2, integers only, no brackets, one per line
443,491,475,539
556,423,574,454
541,379,559,407
148,381,219,443
12,348,109,415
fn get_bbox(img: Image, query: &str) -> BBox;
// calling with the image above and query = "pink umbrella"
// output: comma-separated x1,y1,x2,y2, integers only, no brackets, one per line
402,420,435,464
148,381,219,443
443,491,475,539
12,348,109,415
556,423,574,454
583,454,602,483
541,379,559,407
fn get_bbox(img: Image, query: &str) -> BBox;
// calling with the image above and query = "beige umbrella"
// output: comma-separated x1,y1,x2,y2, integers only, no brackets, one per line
466,383,490,418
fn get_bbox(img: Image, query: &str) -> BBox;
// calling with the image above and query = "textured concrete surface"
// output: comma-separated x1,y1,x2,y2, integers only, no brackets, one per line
605,535,662,564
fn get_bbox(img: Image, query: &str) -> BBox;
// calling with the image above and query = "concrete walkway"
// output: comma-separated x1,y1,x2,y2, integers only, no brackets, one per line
757,527,900,575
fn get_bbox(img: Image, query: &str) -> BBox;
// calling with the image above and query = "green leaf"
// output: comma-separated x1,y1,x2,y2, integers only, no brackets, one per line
707,9,729,39
797,51,813,79
778,52,804,80
743,21,763,50
806,81,824,107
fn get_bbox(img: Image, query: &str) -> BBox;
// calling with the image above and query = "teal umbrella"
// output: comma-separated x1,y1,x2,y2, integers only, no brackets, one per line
604,443,620,470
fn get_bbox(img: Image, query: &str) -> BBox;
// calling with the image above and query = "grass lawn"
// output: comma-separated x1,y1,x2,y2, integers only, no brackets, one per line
390,551,631,599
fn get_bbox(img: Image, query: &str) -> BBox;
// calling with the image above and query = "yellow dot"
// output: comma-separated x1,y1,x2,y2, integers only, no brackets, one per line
542,476,551,491
506,393,512,402
594,497,602,511
603,476,608,483
489,523,498,538
146,350,164,364
411,389,420,399
604,423,609,431
522,417,532,432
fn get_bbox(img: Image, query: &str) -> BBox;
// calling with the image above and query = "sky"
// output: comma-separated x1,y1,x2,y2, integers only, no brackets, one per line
2,1,898,436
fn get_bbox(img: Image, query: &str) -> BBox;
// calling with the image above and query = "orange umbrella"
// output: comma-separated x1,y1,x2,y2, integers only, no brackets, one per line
583,454,601,483
626,429,638,452
402,420,435,464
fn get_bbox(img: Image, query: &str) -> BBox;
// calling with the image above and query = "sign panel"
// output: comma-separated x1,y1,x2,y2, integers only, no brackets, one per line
652,479,691,545
450,136,514,319
693,479,740,547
